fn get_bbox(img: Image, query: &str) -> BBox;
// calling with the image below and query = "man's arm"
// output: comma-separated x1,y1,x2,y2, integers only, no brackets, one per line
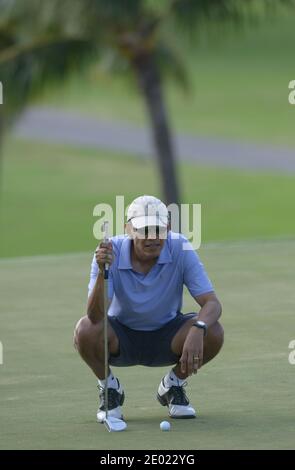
194,291,222,327
87,241,113,324
179,291,222,376
87,272,106,324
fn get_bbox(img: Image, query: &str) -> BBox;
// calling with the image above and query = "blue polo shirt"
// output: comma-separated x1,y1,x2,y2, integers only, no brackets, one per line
88,231,214,331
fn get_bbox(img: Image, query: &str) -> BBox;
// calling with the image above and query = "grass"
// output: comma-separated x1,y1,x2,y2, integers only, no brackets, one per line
0,239,294,449
36,12,295,147
1,138,295,258
1,9,294,452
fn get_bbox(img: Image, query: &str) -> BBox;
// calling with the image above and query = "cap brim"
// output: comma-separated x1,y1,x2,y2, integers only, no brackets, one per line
130,215,168,229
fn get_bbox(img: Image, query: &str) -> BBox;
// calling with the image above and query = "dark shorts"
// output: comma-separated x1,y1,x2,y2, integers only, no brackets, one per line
108,312,198,367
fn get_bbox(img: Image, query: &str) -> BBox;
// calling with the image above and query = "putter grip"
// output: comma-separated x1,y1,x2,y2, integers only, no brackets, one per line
103,221,109,280
104,263,109,280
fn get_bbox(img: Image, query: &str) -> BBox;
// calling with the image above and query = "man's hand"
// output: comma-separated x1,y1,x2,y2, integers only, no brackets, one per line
95,242,114,271
179,327,204,376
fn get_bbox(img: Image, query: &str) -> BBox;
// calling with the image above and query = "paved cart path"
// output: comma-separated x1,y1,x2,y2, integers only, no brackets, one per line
13,106,295,172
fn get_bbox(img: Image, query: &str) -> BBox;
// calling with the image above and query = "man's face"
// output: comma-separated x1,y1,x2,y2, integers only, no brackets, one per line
128,224,167,261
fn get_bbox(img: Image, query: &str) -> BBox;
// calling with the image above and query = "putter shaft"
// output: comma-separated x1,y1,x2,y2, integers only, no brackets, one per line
103,222,109,426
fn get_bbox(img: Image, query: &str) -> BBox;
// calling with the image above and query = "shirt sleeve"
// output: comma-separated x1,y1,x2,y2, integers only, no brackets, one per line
182,243,214,297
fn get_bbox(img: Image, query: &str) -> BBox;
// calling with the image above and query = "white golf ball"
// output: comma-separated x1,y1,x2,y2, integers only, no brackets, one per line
160,420,171,432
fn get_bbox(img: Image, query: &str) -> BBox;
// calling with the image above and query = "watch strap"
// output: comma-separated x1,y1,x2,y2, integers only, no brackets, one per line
192,321,208,336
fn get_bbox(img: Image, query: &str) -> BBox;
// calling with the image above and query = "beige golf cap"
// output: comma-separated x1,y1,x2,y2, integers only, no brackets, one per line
127,195,169,229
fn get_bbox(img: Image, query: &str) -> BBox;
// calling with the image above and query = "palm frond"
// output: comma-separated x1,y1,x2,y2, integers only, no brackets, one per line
0,37,97,119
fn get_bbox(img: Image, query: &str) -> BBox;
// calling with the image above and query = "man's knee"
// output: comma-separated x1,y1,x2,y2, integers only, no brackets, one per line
73,315,103,351
203,321,224,363
74,315,119,357
209,321,224,345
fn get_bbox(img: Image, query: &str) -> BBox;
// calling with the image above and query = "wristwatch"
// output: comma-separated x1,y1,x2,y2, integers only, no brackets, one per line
192,320,208,336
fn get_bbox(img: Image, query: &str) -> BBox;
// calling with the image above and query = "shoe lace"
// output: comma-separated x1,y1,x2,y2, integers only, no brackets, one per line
168,382,189,406
98,386,121,411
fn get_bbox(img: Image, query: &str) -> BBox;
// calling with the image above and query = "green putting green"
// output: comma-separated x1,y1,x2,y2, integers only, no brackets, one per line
0,239,294,449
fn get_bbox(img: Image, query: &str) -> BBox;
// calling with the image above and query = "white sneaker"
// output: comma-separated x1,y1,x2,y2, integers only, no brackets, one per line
157,378,196,419
97,379,125,423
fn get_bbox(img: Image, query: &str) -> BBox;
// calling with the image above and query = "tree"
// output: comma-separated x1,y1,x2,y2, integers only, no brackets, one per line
0,0,294,205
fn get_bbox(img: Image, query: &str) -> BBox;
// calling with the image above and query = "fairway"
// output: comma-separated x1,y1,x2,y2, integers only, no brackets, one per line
1,138,295,258
0,239,294,450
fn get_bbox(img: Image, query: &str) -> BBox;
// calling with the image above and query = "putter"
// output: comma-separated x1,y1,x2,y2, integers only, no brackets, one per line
102,221,127,432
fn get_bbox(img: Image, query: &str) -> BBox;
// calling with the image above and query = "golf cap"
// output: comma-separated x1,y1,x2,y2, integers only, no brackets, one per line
127,195,169,229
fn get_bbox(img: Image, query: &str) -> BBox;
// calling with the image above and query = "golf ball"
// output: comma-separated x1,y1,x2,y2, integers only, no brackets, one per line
160,421,171,432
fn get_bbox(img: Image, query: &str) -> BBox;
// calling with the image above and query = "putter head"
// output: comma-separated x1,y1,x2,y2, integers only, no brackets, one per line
104,416,127,432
